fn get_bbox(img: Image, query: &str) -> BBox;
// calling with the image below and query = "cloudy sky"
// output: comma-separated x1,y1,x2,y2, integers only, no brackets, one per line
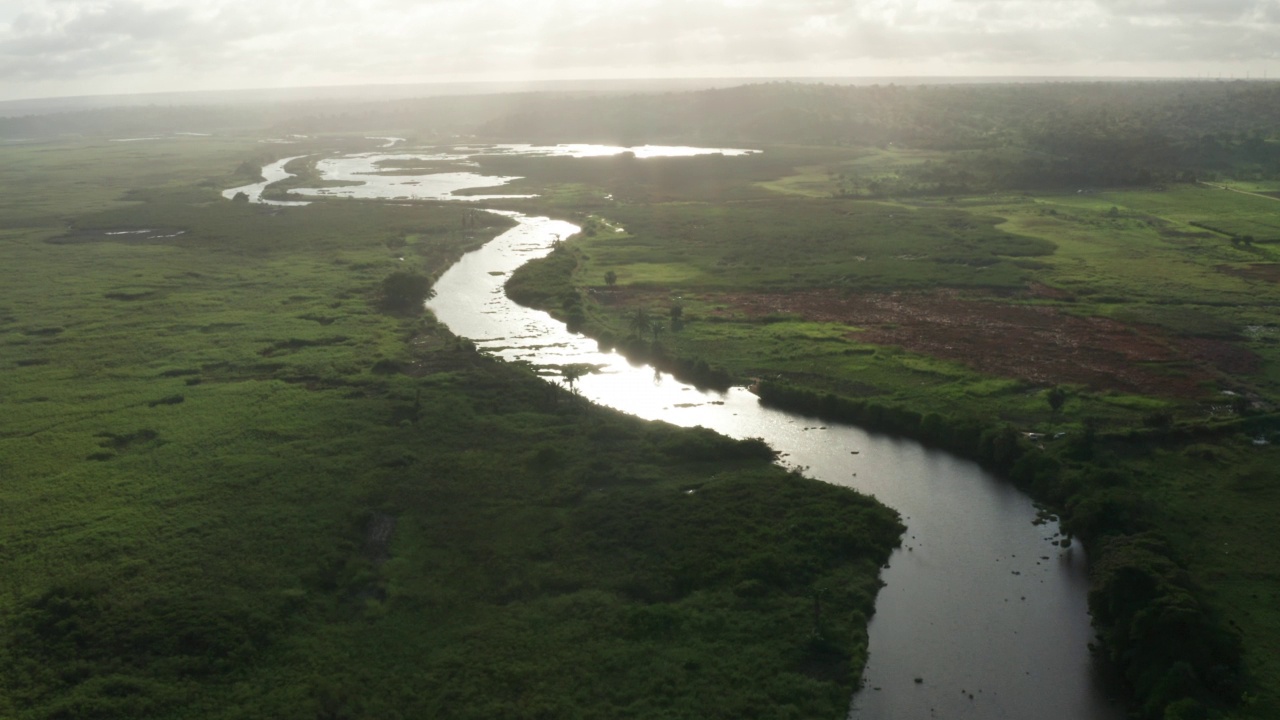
2,0,1279,101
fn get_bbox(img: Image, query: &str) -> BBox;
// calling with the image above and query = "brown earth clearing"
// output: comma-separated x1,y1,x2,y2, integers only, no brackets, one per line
1218,263,1280,284
702,289,1257,398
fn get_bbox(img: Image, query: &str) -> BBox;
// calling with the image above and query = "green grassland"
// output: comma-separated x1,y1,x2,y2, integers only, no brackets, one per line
506,149,1280,719
587,198,1052,291
1215,181,1280,199
1045,186,1280,243
0,138,903,719
755,146,961,199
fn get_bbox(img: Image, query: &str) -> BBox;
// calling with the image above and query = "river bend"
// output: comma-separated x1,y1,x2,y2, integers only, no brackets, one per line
243,144,1124,719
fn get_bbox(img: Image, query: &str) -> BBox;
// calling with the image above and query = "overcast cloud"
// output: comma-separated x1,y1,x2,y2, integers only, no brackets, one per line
2,0,1278,101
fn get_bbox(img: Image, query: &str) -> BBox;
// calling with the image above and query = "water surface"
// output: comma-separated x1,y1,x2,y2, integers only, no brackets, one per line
286,152,532,202
221,155,311,206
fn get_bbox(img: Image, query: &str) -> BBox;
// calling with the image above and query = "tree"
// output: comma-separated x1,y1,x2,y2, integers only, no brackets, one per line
378,270,434,314
604,270,617,286
1047,386,1067,414
234,161,262,179
561,364,585,394
628,307,652,338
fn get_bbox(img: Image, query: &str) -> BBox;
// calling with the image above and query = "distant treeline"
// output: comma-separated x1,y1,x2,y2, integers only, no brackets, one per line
7,81,1280,191
476,81,1280,191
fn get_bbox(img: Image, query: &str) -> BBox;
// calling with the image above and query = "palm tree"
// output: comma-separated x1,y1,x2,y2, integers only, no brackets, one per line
561,364,585,394
650,319,664,343
628,308,651,339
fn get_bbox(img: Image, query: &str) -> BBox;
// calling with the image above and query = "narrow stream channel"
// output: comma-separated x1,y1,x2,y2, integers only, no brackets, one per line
244,145,1125,719
222,156,312,206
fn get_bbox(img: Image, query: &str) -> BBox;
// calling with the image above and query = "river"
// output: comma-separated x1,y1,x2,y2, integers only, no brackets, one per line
243,144,1124,719
222,156,312,206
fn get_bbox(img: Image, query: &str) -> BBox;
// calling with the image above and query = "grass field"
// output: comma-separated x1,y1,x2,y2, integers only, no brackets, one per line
1043,185,1280,243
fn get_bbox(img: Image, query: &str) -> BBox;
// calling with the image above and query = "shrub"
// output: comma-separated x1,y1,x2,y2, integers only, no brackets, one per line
377,270,433,314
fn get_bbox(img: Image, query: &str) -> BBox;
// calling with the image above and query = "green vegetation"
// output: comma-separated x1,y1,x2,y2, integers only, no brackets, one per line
495,88,1280,719
527,192,1280,716
585,197,1053,290
0,137,902,718
377,269,435,313
9,79,1280,719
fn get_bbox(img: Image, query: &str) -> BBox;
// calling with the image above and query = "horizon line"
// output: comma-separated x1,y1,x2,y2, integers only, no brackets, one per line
4,73,1277,107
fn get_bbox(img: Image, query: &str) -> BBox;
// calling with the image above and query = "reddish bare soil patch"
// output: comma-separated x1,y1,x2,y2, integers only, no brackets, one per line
719,289,1253,398
1182,337,1262,376
1218,264,1280,284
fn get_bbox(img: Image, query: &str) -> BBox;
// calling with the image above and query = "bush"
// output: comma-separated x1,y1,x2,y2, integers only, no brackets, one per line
1090,534,1243,718
377,270,433,314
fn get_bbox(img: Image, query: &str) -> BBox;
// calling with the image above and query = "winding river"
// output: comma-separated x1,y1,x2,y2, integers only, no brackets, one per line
246,144,1124,719
222,156,312,206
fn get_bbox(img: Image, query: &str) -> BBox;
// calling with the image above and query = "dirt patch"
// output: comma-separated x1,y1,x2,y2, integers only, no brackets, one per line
1218,263,1280,284
717,289,1254,398
1183,337,1262,376
589,287,663,307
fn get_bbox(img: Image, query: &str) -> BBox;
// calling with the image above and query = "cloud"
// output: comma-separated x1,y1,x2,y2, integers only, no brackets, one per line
1,0,1279,100
1098,0,1263,20
1,2,222,81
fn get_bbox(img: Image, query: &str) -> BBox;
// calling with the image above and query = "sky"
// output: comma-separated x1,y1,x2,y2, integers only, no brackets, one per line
2,0,1279,101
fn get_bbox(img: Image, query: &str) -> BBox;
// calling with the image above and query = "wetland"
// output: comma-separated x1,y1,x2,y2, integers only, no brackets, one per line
4,80,1280,719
